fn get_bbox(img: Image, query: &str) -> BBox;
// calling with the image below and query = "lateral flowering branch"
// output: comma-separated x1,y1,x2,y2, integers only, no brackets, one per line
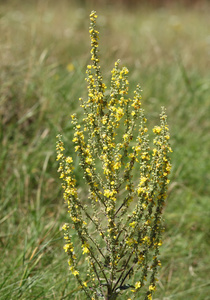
56,11,172,300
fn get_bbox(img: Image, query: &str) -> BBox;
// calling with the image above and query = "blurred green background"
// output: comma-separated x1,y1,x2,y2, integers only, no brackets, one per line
0,0,209,299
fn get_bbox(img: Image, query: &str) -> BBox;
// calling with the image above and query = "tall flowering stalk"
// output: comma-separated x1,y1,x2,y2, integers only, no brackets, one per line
56,11,172,300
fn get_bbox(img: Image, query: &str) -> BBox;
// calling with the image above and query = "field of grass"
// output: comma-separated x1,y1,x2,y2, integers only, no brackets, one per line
0,1,210,299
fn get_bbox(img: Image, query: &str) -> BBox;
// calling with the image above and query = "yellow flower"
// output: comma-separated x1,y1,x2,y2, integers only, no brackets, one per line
142,203,147,209
129,221,136,228
85,157,93,164
135,281,141,289
66,156,73,164
139,176,147,186
104,189,117,198
149,284,156,291
72,137,78,143
63,243,74,253
113,161,121,170
115,107,124,121
123,133,128,141
56,153,63,161
82,242,90,254
70,266,79,276
153,126,162,134
142,236,150,244
62,223,69,231
126,237,137,246
148,293,152,300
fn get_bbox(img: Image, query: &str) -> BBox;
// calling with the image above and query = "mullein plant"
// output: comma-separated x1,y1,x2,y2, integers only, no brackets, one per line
56,11,172,300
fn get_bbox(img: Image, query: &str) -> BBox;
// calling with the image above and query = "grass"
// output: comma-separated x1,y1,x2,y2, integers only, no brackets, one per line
0,1,210,299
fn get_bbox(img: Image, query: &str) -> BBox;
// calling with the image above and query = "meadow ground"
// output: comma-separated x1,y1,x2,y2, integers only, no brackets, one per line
0,1,210,299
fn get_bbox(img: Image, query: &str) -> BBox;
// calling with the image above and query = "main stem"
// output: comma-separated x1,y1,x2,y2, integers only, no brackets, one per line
105,291,118,300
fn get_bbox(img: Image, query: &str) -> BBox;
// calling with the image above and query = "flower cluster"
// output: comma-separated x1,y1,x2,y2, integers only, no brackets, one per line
56,11,172,300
